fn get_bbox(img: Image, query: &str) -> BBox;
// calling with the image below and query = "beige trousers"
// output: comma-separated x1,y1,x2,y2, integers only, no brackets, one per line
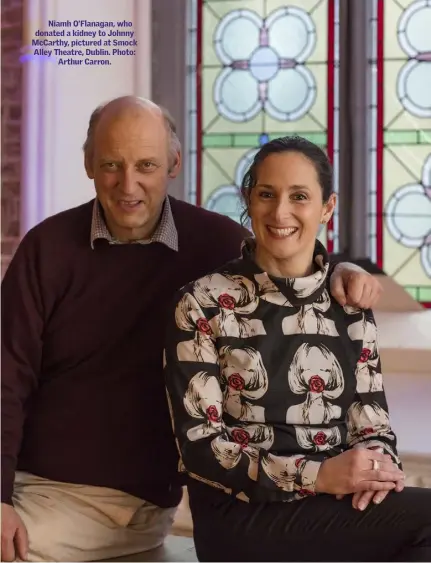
12,472,176,562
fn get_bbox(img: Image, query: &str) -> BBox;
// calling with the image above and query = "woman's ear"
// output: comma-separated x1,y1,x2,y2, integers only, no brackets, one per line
321,193,337,224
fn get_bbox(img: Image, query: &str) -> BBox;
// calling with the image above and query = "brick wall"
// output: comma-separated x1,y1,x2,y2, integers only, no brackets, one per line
1,0,23,277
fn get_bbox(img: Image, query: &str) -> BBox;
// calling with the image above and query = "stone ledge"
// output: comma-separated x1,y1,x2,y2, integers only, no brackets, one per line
103,535,196,562
375,310,431,374
171,488,193,537
401,453,431,489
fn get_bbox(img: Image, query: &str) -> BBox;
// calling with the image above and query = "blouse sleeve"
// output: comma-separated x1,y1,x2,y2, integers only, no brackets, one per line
164,289,323,502
346,310,401,467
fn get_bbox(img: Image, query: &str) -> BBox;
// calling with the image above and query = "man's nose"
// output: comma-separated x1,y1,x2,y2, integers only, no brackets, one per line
120,169,139,194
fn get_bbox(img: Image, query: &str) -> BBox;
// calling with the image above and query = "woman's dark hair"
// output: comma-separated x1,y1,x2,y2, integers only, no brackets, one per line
239,135,333,226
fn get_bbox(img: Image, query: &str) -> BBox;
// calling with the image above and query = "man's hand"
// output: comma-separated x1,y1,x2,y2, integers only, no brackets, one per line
1,503,28,562
330,263,383,309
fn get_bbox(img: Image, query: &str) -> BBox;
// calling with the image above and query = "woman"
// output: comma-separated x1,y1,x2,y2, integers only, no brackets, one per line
164,136,431,562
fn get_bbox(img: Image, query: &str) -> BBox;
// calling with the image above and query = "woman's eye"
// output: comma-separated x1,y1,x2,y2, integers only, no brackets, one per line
259,191,273,199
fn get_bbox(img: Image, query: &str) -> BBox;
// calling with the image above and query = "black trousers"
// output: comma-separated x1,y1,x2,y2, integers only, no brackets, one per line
188,480,431,562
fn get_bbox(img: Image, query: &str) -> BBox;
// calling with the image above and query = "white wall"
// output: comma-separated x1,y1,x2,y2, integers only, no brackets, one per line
384,372,431,456
21,0,151,234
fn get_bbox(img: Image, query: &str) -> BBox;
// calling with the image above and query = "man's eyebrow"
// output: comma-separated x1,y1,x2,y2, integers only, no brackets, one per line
97,157,161,163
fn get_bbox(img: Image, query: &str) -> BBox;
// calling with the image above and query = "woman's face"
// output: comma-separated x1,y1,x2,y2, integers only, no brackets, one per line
248,151,336,277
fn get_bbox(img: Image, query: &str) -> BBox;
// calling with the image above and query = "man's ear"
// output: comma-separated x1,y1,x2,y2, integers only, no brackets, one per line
168,151,182,179
85,155,94,180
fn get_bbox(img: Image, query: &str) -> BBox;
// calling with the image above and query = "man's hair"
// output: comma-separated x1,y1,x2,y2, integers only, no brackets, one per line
82,97,181,165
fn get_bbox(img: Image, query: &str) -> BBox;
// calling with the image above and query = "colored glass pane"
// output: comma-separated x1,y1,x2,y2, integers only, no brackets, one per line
369,0,431,306
186,0,340,251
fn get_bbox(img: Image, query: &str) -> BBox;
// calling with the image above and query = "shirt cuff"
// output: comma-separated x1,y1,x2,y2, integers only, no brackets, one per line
352,441,402,468
296,459,322,493
1,461,15,505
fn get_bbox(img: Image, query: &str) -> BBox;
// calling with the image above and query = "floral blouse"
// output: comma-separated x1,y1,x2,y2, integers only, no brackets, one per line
163,239,400,503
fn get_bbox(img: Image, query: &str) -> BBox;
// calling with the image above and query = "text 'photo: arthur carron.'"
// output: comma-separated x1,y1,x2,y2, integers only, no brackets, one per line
26,19,136,66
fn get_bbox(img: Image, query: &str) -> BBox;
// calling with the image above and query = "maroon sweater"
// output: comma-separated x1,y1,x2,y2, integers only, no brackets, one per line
1,197,249,507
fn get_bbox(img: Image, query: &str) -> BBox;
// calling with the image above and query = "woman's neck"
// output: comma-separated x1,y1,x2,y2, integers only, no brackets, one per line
254,246,315,279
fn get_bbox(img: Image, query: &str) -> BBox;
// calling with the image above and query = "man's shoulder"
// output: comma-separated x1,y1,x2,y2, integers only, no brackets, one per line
23,200,94,246
169,196,249,237
168,197,250,274
3,200,94,287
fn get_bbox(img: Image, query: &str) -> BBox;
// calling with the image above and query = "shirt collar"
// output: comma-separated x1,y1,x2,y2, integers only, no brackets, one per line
240,237,329,305
90,197,178,252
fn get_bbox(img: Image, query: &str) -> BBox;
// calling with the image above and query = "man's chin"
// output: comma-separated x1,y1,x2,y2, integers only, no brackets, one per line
112,207,148,223
108,215,150,239
114,200,147,214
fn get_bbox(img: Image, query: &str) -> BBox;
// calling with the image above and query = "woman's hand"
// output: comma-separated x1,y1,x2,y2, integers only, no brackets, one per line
315,449,405,495
337,478,405,510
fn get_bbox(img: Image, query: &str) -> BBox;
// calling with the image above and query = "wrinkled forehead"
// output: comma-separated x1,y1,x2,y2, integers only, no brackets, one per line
94,107,169,157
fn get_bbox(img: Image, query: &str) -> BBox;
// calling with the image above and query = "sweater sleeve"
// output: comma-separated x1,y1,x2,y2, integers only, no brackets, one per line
1,234,44,504
164,290,322,503
346,310,401,467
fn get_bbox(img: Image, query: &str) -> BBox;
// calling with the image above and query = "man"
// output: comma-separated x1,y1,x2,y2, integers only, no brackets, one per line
1,97,382,562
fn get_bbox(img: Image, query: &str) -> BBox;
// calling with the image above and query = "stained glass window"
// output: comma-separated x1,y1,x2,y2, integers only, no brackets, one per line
186,0,340,252
369,0,431,306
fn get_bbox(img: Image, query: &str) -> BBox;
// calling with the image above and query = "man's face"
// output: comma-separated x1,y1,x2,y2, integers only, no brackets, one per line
86,108,180,241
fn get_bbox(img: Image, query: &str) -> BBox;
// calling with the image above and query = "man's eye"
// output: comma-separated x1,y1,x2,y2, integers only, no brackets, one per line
102,163,118,170
293,193,307,200
141,162,155,169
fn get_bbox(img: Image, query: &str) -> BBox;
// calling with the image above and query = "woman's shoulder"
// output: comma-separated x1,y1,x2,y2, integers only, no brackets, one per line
341,305,377,342
175,258,253,304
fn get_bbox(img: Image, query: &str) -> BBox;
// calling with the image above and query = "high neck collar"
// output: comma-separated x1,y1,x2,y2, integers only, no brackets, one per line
240,238,330,306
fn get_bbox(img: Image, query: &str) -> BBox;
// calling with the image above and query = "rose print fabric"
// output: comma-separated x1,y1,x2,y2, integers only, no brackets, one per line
164,239,400,503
